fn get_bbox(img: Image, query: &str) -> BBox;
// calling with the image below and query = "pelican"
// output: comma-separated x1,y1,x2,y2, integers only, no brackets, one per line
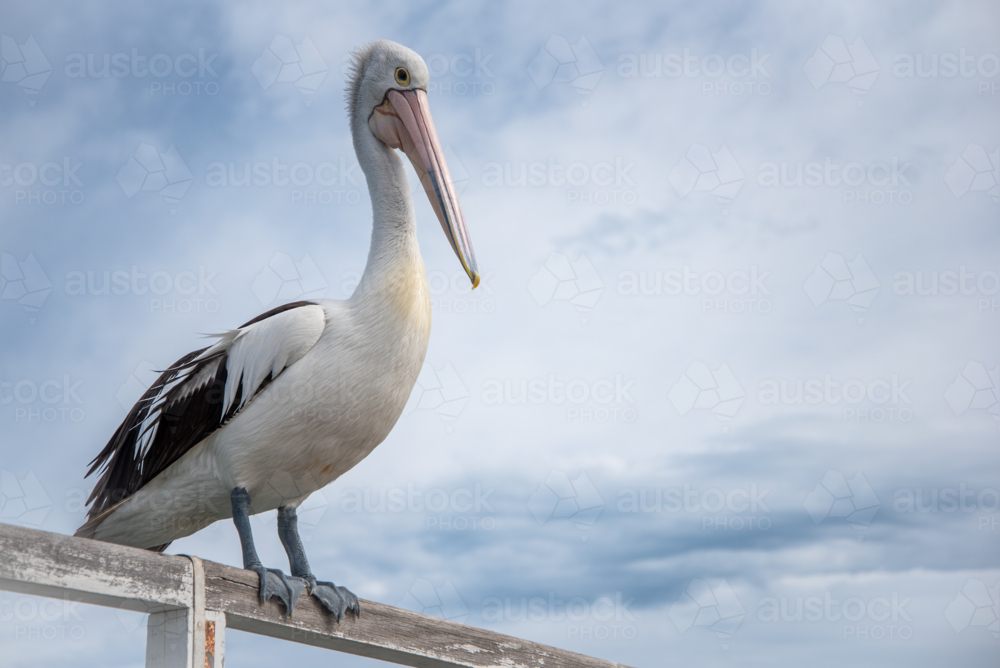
75,40,479,621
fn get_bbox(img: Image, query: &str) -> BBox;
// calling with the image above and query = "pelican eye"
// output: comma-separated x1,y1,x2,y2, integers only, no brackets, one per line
394,67,410,86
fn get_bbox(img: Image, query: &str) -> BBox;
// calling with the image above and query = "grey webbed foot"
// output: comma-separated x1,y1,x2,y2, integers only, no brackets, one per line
249,564,306,615
276,504,360,622
307,578,361,621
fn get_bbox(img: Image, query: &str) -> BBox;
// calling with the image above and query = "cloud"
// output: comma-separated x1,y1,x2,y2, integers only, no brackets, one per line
1,2,997,667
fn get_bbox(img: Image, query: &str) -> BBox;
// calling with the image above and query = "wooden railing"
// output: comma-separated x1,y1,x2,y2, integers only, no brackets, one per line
0,523,631,668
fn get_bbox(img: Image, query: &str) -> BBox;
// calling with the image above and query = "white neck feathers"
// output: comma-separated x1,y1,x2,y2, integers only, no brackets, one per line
350,110,427,318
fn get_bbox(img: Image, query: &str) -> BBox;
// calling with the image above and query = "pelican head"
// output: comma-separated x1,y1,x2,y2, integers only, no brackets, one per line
347,40,479,288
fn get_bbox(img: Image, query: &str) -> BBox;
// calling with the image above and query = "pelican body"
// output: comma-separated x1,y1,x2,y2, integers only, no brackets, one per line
76,40,479,619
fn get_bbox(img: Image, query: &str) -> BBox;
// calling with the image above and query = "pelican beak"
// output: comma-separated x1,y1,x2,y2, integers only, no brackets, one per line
376,88,479,288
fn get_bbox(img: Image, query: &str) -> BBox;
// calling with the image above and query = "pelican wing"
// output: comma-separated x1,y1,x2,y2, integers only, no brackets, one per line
80,301,326,525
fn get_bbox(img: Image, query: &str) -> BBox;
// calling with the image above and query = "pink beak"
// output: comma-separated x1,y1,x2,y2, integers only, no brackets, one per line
372,88,479,288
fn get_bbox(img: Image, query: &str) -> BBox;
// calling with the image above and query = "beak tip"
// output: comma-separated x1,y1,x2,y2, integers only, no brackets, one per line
471,273,480,289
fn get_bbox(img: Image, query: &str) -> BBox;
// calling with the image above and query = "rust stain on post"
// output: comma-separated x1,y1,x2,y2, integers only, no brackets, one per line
205,620,216,668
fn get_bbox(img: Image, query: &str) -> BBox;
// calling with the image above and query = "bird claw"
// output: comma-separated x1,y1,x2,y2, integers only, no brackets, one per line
307,579,361,621
250,565,306,615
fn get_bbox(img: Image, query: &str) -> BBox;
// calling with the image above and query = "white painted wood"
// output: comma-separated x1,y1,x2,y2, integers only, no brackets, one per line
146,609,194,668
0,524,629,668
0,522,192,611
175,555,224,668
188,555,205,668
145,607,225,668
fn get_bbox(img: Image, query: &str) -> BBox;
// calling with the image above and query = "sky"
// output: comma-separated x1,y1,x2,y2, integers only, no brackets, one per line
1,1,998,666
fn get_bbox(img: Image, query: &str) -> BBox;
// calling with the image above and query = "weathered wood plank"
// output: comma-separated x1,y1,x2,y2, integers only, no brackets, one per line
205,560,629,668
0,524,631,668
0,522,191,611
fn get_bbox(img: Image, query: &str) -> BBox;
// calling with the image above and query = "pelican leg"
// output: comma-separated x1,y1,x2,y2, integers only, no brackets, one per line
277,504,361,621
231,487,306,615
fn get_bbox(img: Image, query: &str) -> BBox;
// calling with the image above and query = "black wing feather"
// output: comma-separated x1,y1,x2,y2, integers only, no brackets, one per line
81,301,316,524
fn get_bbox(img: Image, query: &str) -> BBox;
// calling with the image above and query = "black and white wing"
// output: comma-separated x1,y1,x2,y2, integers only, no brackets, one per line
78,301,326,534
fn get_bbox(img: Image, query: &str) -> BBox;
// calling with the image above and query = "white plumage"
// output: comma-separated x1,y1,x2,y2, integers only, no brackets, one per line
92,286,429,548
78,40,478,617
210,305,327,418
